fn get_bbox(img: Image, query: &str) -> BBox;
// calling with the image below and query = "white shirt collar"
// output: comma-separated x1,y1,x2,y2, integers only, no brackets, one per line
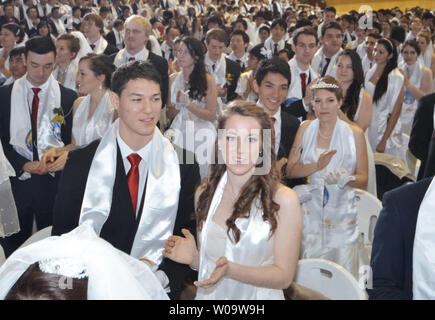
116,128,151,163
126,46,148,61
25,75,50,92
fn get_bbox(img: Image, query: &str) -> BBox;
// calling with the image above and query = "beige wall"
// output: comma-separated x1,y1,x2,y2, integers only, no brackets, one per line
326,0,434,15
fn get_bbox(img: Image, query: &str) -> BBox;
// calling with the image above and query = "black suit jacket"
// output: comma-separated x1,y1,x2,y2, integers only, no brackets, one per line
105,30,118,48
277,110,302,187
367,177,433,300
51,139,200,299
424,131,435,178
409,92,435,179
100,41,119,56
0,82,76,177
109,51,169,108
225,57,241,103
282,98,308,121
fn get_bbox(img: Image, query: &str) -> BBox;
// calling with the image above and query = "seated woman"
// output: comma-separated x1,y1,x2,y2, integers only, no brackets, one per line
40,54,116,172
163,101,302,300
235,44,270,102
417,29,435,86
53,34,81,92
0,222,169,300
335,49,376,196
286,76,368,278
365,38,406,161
166,36,218,179
398,40,433,135
35,20,56,42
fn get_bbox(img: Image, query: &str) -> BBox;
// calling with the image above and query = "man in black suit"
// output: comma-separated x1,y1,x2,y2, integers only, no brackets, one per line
0,36,76,256
409,92,435,180
367,177,433,300
204,28,241,103
82,13,119,56
253,57,301,187
110,15,168,108
51,61,200,300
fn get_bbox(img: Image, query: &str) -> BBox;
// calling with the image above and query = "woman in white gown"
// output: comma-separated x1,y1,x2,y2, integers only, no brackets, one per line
40,54,116,172
53,34,81,92
398,40,433,135
335,49,376,196
286,76,368,278
235,43,270,102
166,36,218,179
163,102,302,300
365,38,406,161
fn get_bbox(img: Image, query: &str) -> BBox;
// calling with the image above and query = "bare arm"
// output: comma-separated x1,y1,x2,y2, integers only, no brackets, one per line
376,83,405,153
347,125,368,189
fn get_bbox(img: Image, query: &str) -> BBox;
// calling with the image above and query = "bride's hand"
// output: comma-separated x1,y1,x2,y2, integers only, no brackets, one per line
194,256,229,288
163,228,198,268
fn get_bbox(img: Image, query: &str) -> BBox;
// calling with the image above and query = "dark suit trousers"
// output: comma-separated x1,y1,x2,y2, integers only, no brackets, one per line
0,174,58,257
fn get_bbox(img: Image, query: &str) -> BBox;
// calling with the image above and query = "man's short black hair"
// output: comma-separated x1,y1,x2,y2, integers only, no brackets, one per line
293,26,318,45
255,56,291,87
25,36,56,57
321,21,342,37
9,46,25,59
271,18,287,31
111,60,161,96
231,29,249,44
295,18,312,29
324,6,336,15
390,26,406,44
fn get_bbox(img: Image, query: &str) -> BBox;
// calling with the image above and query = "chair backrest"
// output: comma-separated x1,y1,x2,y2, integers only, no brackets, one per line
354,188,382,244
0,244,5,268
20,226,53,248
294,258,368,300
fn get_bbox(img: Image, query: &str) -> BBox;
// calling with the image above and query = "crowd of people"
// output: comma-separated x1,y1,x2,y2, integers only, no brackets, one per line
0,0,434,300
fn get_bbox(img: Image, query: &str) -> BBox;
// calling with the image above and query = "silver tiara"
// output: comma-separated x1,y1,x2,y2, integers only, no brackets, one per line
39,258,88,279
311,81,339,89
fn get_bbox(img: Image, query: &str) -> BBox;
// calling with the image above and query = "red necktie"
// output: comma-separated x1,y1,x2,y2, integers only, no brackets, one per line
127,153,141,214
90,44,96,50
128,57,135,61
300,73,307,97
31,88,41,138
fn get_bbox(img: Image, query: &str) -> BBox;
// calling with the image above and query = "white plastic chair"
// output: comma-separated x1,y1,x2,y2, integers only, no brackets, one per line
294,259,368,300
20,226,53,248
354,188,382,245
0,244,5,267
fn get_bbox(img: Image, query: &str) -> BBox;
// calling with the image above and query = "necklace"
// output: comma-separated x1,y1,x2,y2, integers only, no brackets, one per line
318,129,332,139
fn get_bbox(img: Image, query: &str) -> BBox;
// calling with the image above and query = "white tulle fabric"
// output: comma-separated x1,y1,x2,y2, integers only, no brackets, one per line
72,90,114,147
196,171,284,300
413,178,435,299
0,222,169,300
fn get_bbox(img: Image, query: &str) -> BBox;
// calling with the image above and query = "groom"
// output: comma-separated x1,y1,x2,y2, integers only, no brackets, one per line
51,61,200,299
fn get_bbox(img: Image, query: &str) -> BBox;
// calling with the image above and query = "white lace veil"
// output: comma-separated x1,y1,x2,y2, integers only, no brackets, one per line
70,31,93,67
0,222,169,300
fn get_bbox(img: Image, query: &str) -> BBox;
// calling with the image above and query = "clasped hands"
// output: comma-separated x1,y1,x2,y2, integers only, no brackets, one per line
163,228,229,288
23,148,68,175
322,168,355,188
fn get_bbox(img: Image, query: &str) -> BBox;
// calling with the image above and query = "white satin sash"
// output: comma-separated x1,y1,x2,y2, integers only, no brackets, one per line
72,90,114,147
413,177,435,299
196,171,283,300
78,120,181,264
10,75,64,173
94,37,108,55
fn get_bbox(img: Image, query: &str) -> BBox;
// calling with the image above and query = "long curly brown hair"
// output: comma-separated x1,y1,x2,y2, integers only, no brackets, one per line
196,101,281,243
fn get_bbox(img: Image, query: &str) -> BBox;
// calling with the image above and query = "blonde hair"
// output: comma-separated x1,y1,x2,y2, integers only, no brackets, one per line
418,29,431,45
124,15,151,35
